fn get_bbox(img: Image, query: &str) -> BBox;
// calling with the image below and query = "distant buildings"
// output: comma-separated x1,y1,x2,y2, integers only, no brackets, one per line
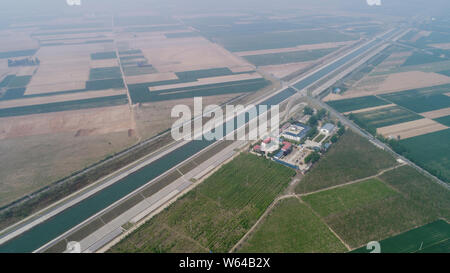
320,123,335,135
281,122,311,142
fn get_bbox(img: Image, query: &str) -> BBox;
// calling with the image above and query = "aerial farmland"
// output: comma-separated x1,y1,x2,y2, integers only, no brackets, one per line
0,0,449,257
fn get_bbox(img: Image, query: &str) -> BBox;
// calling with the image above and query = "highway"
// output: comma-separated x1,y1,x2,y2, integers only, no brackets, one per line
0,28,399,253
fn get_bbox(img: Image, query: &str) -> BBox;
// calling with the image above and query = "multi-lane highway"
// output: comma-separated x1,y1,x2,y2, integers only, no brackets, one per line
0,28,400,253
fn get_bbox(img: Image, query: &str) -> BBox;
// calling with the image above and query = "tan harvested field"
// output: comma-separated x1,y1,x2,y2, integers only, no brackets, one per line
229,65,255,73
410,30,431,42
149,72,262,92
234,41,353,56
0,130,138,207
343,104,396,115
125,72,178,85
259,62,314,78
37,32,111,41
420,107,450,119
134,93,242,139
90,58,119,68
0,89,126,109
430,43,450,50
26,44,114,95
126,35,249,73
329,71,450,100
0,104,133,140
0,31,39,52
377,118,448,139
15,66,37,76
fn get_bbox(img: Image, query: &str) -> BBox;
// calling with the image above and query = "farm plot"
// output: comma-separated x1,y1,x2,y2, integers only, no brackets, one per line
351,106,423,129
243,47,339,66
214,29,357,52
90,51,117,60
238,198,347,253
6,75,33,88
421,107,450,119
89,67,122,80
380,84,450,113
0,95,128,118
352,220,450,253
303,179,436,249
401,52,447,67
399,129,450,183
110,153,296,253
377,118,448,139
378,165,450,221
295,130,396,194
129,78,269,103
0,49,38,59
434,115,450,126
326,95,390,113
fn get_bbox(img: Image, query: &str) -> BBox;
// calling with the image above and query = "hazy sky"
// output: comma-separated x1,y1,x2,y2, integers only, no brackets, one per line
0,0,449,23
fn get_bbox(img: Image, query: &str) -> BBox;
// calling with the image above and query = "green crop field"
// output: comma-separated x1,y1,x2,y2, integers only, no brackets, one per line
303,179,398,217
243,47,339,66
129,78,269,103
85,78,124,90
437,69,450,77
326,96,390,113
434,115,450,126
239,198,347,253
90,51,117,60
0,95,128,118
123,65,157,76
378,166,450,221
304,178,435,249
89,67,122,80
380,84,450,113
110,153,295,253
6,75,32,88
1,88,26,100
295,130,396,194
351,106,422,128
0,75,15,88
175,67,234,81
215,29,356,52
401,52,447,67
0,49,37,59
352,220,450,253
118,49,142,55
399,129,450,183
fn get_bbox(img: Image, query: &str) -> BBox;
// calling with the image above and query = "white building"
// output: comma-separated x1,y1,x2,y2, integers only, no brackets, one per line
320,123,335,135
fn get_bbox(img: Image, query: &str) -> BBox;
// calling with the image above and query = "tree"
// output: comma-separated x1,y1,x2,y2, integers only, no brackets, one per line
337,126,345,136
308,115,318,127
303,106,314,115
330,135,338,143
305,152,320,164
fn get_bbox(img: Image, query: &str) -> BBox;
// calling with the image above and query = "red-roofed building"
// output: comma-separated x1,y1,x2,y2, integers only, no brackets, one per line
281,141,292,155
263,137,271,144
253,145,262,153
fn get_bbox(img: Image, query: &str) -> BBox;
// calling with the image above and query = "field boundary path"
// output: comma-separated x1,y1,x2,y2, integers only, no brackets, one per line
230,164,405,253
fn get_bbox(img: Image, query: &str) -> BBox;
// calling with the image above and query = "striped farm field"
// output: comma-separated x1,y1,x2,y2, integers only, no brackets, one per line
303,178,436,249
352,220,450,253
238,198,347,253
350,105,423,129
326,95,390,113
